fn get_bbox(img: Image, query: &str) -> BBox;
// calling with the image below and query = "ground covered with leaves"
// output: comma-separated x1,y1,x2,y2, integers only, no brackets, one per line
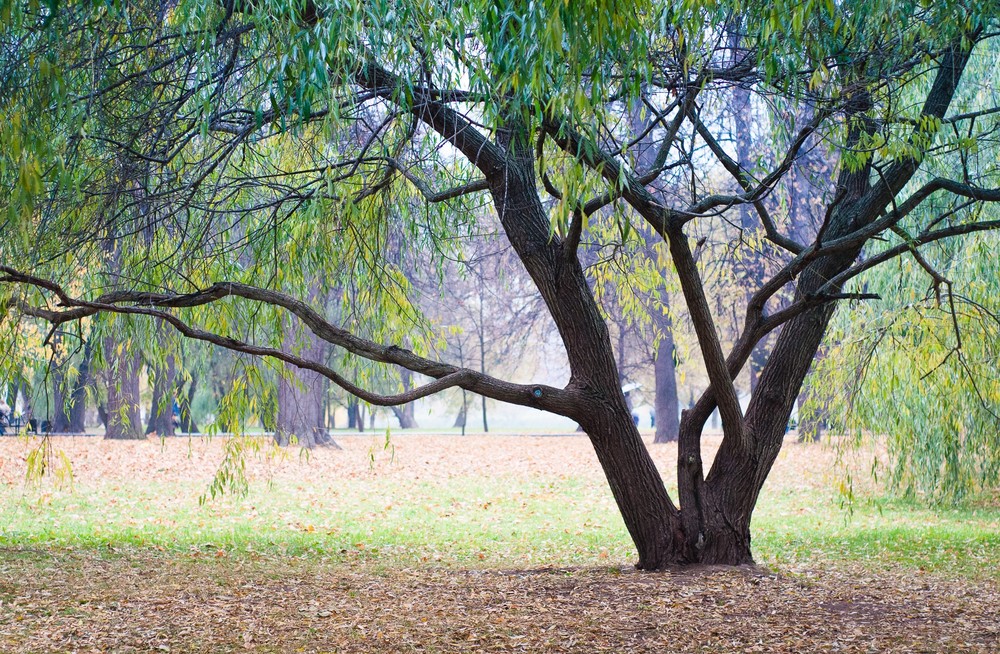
1,552,997,653
1,433,998,652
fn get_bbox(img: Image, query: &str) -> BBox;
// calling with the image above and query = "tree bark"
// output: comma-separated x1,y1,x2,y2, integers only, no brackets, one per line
653,321,680,443
276,323,337,448
146,351,177,436
103,338,144,440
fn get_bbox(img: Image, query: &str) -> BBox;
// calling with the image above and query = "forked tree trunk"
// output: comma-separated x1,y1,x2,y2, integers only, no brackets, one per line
487,138,683,570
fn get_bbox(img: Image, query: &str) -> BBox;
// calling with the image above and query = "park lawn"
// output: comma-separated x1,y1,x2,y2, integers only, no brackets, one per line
0,433,998,652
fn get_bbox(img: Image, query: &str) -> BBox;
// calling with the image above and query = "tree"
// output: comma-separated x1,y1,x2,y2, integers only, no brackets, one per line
3,1,1000,568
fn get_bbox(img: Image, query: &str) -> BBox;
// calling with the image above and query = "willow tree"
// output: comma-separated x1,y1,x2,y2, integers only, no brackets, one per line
2,0,1000,567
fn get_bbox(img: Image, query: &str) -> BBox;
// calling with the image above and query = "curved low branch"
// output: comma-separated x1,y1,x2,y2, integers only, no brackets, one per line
0,266,583,416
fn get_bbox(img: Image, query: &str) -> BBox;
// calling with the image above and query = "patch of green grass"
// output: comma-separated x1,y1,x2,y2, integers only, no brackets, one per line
754,491,1000,578
2,472,997,579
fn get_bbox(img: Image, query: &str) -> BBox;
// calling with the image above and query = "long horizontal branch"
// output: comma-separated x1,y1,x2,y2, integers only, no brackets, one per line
18,297,474,406
0,267,582,416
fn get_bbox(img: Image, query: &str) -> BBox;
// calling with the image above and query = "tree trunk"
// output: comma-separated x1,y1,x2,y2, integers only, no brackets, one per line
275,325,337,448
577,401,685,569
653,324,680,443
50,359,72,433
347,399,359,431
487,131,682,569
389,367,419,429
146,352,177,436
103,339,144,440
67,341,93,433
178,375,199,433
477,316,490,433
454,391,467,435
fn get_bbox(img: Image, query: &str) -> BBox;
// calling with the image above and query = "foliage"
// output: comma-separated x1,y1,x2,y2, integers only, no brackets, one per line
816,231,1000,503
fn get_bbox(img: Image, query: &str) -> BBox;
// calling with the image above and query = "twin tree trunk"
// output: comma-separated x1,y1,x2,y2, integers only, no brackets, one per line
481,114,886,567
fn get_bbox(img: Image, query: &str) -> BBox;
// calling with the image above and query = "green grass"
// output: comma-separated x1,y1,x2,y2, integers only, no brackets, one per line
1,467,997,579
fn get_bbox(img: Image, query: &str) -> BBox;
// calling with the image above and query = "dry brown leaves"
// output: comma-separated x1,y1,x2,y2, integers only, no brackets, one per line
1,435,995,652
1,552,997,653
0,431,837,491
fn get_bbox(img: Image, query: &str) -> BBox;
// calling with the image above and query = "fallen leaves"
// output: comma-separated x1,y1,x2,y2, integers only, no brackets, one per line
3,551,995,653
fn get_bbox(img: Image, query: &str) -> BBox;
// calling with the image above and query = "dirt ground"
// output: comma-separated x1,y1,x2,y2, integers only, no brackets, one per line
1,551,997,653
0,434,997,653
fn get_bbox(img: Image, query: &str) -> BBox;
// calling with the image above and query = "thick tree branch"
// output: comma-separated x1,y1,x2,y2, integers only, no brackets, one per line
0,267,582,416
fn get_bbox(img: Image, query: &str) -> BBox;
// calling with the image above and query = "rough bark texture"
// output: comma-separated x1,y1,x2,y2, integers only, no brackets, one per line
103,339,144,440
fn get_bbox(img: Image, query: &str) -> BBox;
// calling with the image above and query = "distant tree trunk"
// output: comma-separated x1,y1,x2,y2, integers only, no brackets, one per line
67,341,93,433
628,99,681,444
478,304,489,432
50,347,72,433
5,380,18,409
146,351,177,436
389,367,419,428
653,318,680,444
347,399,362,431
275,326,337,448
453,391,468,435
103,338,143,440
178,375,199,433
